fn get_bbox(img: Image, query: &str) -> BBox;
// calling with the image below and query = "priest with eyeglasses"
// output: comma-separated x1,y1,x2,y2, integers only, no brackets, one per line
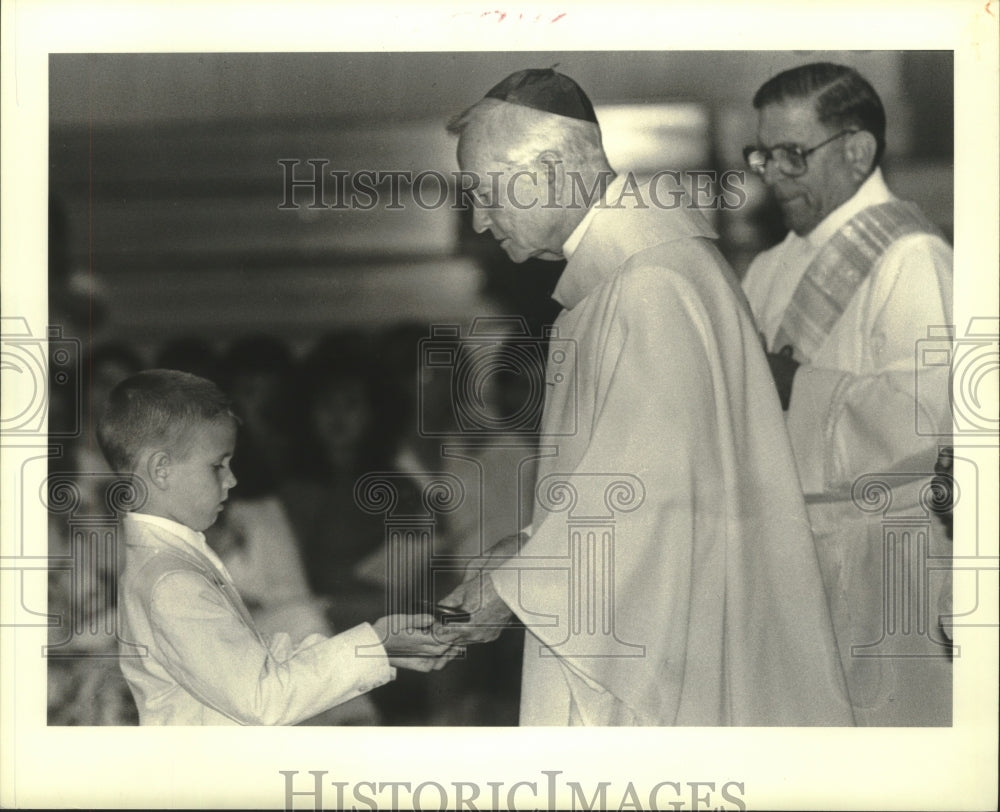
741,62,954,726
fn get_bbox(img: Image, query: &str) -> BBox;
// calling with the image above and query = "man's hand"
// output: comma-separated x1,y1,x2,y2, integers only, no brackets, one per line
437,573,514,645
372,614,464,672
435,532,526,644
766,345,800,411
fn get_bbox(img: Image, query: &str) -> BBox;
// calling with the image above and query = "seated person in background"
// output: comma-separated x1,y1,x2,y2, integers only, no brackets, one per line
282,331,422,618
282,332,436,725
218,334,300,489
97,368,457,725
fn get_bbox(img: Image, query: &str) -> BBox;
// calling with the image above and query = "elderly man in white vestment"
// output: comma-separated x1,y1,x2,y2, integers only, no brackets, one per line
741,63,953,726
438,68,854,726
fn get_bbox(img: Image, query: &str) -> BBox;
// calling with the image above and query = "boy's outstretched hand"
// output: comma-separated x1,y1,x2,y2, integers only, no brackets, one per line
371,614,465,672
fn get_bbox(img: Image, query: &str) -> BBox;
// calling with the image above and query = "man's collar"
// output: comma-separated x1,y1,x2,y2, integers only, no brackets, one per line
806,167,893,248
561,174,624,260
552,174,717,311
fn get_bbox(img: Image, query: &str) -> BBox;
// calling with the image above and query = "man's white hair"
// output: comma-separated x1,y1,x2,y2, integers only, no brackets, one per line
448,97,608,169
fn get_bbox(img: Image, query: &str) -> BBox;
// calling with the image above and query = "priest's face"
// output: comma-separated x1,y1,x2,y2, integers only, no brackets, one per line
457,124,567,263
755,98,862,236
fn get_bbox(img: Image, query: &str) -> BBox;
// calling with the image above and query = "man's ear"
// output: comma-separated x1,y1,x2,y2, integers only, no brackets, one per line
845,131,877,181
145,450,172,491
537,149,565,204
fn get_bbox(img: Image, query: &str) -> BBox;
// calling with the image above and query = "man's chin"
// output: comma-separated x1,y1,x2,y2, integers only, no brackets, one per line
500,247,529,263
775,196,820,237
786,219,818,237
501,244,561,263
780,207,817,237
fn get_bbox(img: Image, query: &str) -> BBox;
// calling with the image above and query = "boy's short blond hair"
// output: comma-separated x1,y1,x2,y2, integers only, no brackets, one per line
97,369,236,474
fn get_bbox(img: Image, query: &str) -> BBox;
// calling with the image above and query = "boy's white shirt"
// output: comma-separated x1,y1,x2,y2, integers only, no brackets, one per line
118,510,395,724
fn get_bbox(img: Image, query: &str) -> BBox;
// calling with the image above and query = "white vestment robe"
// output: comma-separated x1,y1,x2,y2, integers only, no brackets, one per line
490,179,854,725
743,169,953,725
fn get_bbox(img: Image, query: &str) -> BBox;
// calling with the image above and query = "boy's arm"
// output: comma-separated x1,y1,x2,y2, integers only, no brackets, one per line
147,570,393,725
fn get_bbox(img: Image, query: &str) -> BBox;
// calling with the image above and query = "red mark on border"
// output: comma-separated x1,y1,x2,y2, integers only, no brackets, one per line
454,10,567,23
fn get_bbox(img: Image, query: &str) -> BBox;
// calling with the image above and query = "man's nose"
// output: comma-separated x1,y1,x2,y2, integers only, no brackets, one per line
761,157,785,186
224,470,237,490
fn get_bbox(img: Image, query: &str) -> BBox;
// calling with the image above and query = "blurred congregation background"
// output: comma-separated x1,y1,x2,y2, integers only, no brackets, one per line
45,50,953,726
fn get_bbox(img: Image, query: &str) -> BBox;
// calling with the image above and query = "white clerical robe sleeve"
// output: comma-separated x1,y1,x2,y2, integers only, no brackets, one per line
147,570,393,725
491,257,852,726
785,234,953,493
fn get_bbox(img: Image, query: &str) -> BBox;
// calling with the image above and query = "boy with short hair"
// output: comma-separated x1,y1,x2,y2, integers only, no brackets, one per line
99,369,454,725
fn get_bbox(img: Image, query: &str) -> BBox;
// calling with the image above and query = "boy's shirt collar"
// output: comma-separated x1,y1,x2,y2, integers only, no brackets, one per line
125,511,232,580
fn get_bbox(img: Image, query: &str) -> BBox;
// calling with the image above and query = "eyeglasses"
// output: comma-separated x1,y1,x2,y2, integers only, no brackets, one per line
743,129,858,178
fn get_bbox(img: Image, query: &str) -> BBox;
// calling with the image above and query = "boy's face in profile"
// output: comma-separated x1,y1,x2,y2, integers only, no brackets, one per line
162,416,238,532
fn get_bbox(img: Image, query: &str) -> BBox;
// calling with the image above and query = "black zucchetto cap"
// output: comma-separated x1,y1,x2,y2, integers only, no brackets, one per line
483,68,598,123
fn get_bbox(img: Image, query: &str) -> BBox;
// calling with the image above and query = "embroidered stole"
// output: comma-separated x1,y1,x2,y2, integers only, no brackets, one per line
773,200,941,362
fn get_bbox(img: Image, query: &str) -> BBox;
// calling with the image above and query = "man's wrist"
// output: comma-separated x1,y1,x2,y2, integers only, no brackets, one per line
483,531,529,570
482,571,515,623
